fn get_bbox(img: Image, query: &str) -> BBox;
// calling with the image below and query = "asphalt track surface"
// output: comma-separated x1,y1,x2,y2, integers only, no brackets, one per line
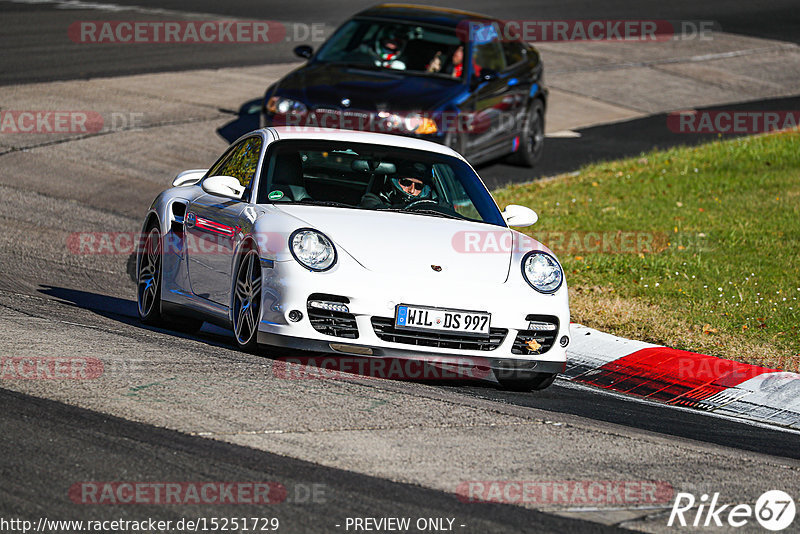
2,0,799,84
2,1,800,532
1,389,617,532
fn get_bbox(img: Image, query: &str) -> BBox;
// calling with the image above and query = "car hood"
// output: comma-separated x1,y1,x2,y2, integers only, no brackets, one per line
273,205,512,283
277,62,465,112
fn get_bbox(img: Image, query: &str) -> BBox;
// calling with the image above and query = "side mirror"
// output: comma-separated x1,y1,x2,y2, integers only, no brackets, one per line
294,45,313,59
502,204,537,227
202,175,245,200
172,169,207,187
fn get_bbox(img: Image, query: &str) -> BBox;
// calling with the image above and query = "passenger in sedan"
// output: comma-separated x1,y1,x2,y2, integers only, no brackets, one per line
426,46,476,79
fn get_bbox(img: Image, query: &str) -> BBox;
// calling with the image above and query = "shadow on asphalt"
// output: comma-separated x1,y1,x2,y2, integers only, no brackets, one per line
217,98,262,143
34,285,510,390
35,285,235,348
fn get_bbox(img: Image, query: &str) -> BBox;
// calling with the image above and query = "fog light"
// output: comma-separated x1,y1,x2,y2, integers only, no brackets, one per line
527,321,558,331
559,335,569,347
308,300,350,313
288,310,303,322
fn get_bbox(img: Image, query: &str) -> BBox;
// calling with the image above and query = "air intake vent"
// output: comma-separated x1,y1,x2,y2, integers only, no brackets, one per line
307,294,358,339
371,317,506,351
513,315,559,355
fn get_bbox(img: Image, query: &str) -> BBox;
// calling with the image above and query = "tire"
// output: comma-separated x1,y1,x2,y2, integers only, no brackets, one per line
137,223,203,333
506,100,545,167
232,248,262,351
495,370,557,392
137,225,165,325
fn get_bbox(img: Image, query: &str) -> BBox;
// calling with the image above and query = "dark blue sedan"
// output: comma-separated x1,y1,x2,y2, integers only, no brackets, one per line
261,4,547,167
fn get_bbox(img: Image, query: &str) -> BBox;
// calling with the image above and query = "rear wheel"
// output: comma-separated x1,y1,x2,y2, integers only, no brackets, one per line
232,249,262,351
137,223,202,332
506,100,545,167
137,225,164,325
495,370,557,392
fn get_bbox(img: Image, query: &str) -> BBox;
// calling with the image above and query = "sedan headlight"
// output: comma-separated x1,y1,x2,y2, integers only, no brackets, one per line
266,96,307,115
289,229,336,271
521,251,563,293
377,111,438,135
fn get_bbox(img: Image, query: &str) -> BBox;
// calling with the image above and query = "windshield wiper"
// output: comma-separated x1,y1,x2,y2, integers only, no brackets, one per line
380,208,463,220
296,199,355,208
409,209,463,220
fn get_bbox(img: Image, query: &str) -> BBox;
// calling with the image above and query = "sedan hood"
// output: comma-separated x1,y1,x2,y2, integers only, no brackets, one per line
277,62,464,112
274,205,513,284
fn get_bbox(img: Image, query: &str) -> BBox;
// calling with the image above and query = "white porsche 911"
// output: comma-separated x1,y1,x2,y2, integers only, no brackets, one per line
137,127,569,390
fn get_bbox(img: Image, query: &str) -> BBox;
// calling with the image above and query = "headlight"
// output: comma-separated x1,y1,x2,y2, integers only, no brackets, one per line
377,111,438,135
289,229,336,271
521,251,563,293
266,96,307,115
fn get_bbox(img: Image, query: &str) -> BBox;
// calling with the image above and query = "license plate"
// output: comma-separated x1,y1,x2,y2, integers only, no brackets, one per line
395,305,491,335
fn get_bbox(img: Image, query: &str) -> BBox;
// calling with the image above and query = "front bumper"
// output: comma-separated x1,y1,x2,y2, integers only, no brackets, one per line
258,331,566,377
256,259,569,372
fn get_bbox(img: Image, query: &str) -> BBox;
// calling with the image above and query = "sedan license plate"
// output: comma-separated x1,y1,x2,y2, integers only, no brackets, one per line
395,305,491,335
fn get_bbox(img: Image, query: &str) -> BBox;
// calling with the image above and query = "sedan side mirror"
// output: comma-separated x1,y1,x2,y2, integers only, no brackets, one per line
172,169,207,187
294,45,313,59
202,175,245,200
502,204,538,227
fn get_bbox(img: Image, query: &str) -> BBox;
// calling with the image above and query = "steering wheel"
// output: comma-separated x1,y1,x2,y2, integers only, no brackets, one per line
404,199,439,210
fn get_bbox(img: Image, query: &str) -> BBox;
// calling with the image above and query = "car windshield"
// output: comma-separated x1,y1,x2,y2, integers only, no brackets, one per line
256,140,505,226
315,19,465,79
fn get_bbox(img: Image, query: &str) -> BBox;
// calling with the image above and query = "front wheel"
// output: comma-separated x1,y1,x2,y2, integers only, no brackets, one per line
506,100,545,167
495,370,557,392
232,249,262,351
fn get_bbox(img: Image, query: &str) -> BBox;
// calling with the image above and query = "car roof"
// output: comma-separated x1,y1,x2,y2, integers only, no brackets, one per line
355,3,498,29
265,127,465,160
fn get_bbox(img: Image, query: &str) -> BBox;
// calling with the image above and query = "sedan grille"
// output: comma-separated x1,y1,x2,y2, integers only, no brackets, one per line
371,317,506,351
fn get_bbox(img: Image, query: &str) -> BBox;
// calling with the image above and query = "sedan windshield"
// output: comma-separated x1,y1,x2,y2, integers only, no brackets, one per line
256,140,505,226
315,19,465,79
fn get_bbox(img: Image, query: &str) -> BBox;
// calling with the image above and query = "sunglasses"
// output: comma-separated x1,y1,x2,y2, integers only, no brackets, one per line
399,178,424,191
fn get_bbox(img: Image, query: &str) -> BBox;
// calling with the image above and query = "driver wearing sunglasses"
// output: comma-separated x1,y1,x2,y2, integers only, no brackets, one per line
359,162,433,209
397,176,425,196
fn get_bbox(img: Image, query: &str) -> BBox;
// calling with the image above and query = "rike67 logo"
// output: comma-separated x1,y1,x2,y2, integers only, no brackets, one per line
668,490,795,531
